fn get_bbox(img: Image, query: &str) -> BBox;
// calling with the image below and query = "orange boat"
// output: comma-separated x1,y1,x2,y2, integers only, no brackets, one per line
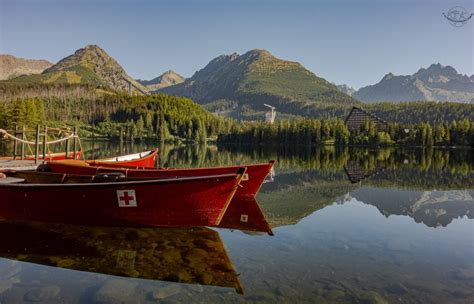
45,160,275,199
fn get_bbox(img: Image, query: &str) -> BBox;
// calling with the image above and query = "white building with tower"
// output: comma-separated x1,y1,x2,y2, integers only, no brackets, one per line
264,104,276,124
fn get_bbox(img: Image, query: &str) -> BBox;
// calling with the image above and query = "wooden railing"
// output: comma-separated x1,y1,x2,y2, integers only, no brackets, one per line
0,125,79,164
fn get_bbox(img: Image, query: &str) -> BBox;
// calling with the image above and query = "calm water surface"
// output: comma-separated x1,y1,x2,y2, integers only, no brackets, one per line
0,141,473,303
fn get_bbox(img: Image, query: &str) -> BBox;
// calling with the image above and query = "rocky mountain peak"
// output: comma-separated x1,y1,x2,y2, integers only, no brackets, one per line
0,54,53,80
159,48,356,112
381,72,395,81
243,49,272,59
336,84,356,96
415,63,459,79
139,70,184,91
354,63,474,103
42,44,148,94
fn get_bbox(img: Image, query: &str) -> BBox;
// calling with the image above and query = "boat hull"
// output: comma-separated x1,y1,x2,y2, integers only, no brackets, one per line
47,160,275,199
0,172,243,227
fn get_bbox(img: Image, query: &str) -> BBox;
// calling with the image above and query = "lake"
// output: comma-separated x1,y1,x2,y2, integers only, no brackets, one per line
0,141,473,303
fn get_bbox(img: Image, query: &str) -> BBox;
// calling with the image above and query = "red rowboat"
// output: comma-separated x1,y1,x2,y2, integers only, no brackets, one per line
90,148,158,168
0,168,245,227
45,160,275,199
0,151,82,161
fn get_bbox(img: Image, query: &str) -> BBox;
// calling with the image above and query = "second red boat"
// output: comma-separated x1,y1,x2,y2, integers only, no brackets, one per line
46,159,275,199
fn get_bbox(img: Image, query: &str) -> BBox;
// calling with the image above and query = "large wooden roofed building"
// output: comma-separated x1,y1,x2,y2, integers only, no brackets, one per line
344,107,388,132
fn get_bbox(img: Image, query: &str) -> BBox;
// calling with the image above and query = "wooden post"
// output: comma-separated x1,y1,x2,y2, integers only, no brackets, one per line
34,124,40,164
65,134,70,159
21,127,25,160
13,125,18,160
42,126,47,164
73,127,78,160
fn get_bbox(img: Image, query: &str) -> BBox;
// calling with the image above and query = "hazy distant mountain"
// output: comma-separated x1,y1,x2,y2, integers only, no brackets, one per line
0,55,52,80
3,45,148,94
159,49,356,116
336,84,355,96
138,70,184,91
352,187,474,228
354,64,474,103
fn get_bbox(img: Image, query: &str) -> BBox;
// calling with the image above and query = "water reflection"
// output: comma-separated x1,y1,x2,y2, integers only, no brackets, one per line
351,188,474,228
218,197,273,235
0,142,472,303
0,222,243,294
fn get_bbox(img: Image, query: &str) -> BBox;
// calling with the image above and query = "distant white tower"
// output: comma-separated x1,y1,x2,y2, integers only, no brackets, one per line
264,104,276,124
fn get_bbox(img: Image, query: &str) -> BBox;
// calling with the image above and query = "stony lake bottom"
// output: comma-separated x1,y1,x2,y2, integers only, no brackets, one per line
0,141,473,304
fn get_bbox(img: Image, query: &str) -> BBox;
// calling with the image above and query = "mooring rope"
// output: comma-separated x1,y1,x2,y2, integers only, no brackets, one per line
0,128,78,145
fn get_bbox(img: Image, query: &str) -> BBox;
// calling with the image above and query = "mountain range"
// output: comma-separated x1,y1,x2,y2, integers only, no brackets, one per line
138,70,184,91
1,45,472,111
352,64,474,103
0,55,52,80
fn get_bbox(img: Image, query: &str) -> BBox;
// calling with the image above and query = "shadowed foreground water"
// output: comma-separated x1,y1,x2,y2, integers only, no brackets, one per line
0,142,473,303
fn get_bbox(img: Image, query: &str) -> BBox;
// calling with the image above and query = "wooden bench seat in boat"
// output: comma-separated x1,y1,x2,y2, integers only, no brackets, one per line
0,177,25,184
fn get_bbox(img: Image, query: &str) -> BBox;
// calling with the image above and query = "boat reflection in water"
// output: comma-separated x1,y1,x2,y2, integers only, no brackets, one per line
0,222,245,293
0,197,273,295
217,197,273,235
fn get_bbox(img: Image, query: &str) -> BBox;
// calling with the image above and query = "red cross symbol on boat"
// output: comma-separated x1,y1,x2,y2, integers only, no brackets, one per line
117,190,137,207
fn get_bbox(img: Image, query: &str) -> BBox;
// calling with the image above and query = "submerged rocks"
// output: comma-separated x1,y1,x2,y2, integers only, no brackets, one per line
0,261,21,279
149,284,182,300
93,279,138,304
0,278,17,294
0,262,21,296
23,285,61,302
357,291,389,304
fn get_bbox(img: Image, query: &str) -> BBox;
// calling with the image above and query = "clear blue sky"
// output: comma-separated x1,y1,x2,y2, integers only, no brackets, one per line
1,0,472,89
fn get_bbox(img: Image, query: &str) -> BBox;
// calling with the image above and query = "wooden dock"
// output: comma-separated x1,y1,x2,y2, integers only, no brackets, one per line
0,159,39,171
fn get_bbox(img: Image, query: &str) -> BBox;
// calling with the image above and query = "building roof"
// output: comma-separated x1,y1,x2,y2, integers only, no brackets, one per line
344,106,388,125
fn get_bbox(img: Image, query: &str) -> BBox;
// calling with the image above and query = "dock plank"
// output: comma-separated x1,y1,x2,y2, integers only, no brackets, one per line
0,160,39,171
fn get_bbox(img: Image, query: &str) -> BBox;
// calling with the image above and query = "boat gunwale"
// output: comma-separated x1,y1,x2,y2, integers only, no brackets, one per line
0,170,245,188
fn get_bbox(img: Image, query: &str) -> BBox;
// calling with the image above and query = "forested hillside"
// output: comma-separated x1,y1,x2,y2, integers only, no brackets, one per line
1,91,472,147
0,93,229,143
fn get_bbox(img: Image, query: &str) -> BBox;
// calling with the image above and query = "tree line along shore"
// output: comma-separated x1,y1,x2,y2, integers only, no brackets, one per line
0,93,472,147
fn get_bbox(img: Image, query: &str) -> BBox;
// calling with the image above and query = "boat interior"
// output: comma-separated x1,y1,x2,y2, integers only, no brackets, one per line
0,170,131,185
